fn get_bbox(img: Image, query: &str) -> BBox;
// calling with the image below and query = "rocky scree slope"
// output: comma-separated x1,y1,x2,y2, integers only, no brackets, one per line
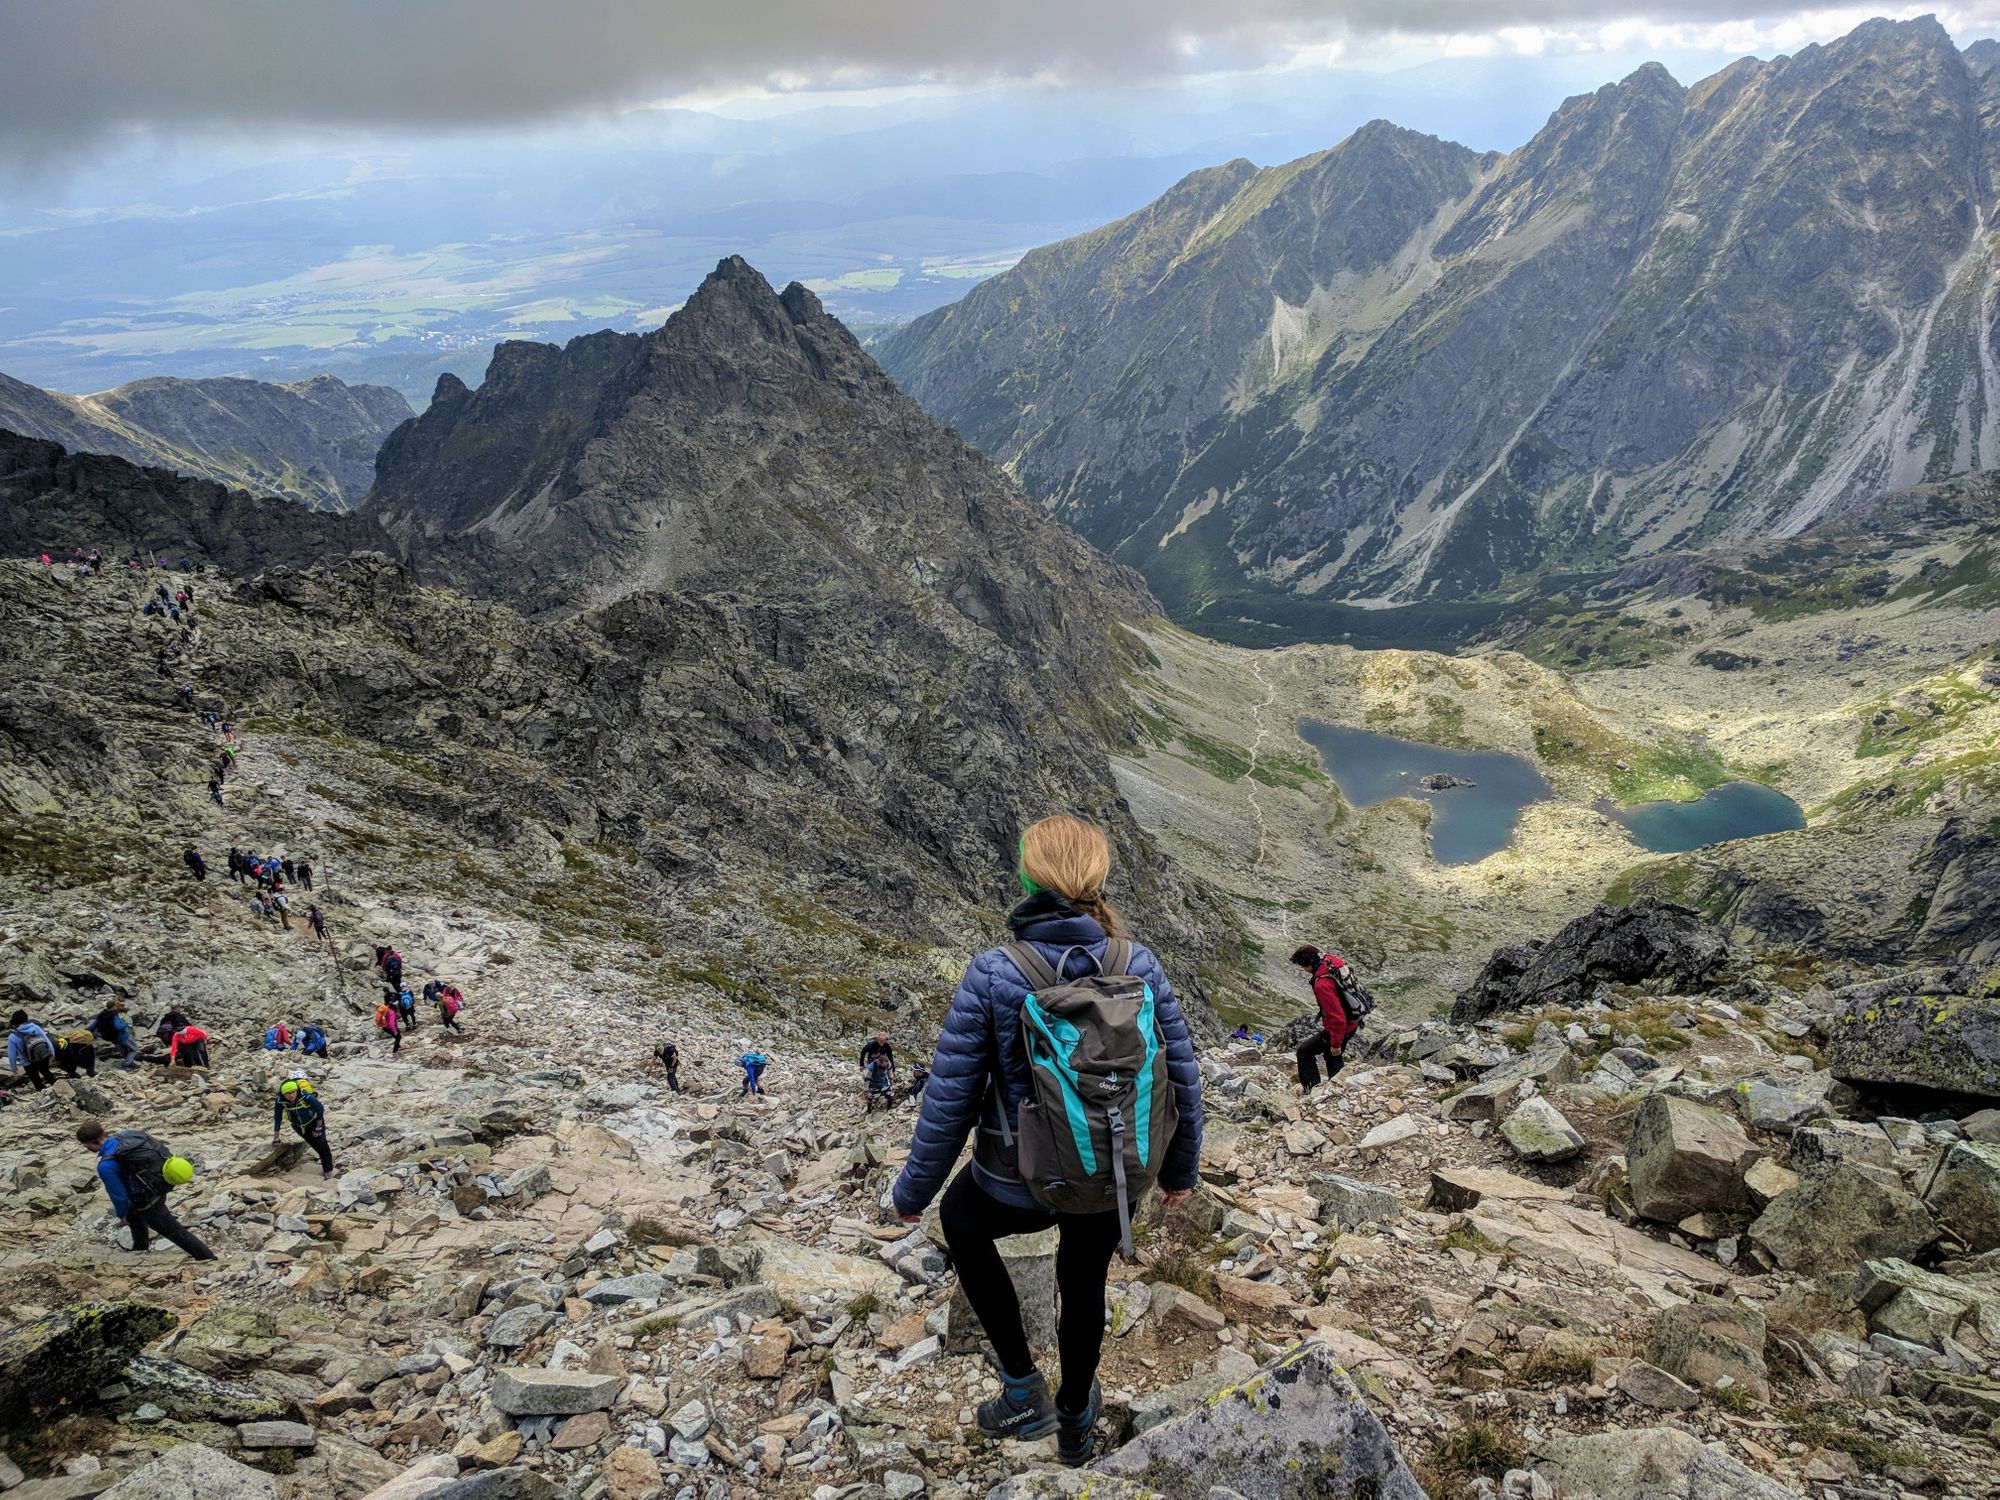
0,370,410,511
3,826,1999,1498
885,18,2000,631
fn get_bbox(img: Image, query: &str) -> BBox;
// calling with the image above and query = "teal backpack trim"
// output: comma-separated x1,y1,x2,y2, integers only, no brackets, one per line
1134,983,1159,1164
1023,995,1097,1173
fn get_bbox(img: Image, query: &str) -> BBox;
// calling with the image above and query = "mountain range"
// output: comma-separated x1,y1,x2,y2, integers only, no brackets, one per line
0,257,1253,1014
883,16,2000,641
0,370,410,512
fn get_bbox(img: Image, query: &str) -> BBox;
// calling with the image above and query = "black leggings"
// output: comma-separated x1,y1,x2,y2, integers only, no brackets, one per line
1296,1030,1345,1089
129,1200,216,1260
294,1117,334,1173
939,1168,1118,1414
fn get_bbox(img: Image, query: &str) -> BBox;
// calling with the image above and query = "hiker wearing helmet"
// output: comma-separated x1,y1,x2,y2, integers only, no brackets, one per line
76,1119,215,1260
891,815,1203,1467
273,1072,335,1178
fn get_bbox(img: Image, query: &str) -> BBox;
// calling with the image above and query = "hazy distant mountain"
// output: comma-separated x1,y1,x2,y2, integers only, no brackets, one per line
0,371,411,511
884,18,2000,637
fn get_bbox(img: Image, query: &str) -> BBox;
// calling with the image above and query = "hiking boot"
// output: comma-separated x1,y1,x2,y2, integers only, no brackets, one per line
1056,1380,1101,1467
977,1370,1055,1441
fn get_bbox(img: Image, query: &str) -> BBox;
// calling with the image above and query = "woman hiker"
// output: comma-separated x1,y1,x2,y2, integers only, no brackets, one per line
890,815,1203,1467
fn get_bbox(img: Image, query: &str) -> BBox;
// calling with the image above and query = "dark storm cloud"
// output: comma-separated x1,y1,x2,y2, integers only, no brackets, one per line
0,0,1828,147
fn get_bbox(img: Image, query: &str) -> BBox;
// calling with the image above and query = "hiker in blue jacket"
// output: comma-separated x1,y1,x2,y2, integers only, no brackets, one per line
77,1119,215,1260
6,1010,57,1091
891,815,1203,1468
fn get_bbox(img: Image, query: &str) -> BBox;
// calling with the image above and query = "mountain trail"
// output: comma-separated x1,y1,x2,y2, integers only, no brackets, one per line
1240,652,1296,955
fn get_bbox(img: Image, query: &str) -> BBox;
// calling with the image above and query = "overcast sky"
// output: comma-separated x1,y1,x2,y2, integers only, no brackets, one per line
6,0,1999,164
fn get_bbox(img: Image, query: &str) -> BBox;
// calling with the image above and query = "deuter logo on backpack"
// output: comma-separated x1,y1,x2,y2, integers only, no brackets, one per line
1008,940,1177,1257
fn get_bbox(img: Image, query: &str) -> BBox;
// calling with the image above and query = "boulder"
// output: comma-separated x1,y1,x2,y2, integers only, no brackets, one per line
1625,1095,1757,1223
1826,971,2000,1102
601,1448,663,1500
489,1367,620,1417
582,1273,666,1306
0,1302,175,1423
1356,1115,1423,1151
1477,1039,1580,1088
1440,1079,1517,1123
483,1306,554,1350
123,1358,285,1423
1452,901,1730,1021
1127,1350,1259,1435
1646,1295,1770,1401
1729,1072,1834,1134
1531,1426,1799,1500
1309,1173,1401,1229
1500,1097,1586,1163
990,1341,1423,1499
235,1420,316,1450
1613,1360,1700,1410
156,1307,286,1377
1789,1121,1895,1177
1426,1167,1567,1214
1919,1140,2000,1251
1750,1165,1938,1274
359,1457,460,1500
1743,1158,1799,1208
1852,1259,2000,1351
96,1444,277,1500
948,1228,1056,1357
1150,1286,1224,1332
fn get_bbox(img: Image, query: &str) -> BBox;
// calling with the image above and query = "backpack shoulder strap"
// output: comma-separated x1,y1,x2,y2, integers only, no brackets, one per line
1100,939,1133,978
1002,942,1061,993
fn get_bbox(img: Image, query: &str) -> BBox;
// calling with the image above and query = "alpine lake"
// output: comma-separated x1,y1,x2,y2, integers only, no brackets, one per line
1296,721,1805,865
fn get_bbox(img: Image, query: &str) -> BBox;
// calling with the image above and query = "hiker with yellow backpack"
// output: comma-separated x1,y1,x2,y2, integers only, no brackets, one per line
76,1119,215,1260
273,1071,336,1178
55,1024,99,1078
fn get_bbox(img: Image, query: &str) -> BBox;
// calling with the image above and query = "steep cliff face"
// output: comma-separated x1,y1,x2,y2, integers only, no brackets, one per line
884,19,2000,633
0,371,410,511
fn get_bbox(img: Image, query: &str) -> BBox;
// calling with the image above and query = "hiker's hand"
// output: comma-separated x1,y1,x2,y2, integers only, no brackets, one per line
116,1217,127,1226
1160,1189,1192,1209
897,1212,922,1225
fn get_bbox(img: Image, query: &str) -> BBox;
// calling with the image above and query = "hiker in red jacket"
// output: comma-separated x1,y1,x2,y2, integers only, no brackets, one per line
1290,944,1359,1090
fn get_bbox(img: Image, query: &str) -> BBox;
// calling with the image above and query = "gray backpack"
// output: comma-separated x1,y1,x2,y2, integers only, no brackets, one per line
1003,940,1178,1257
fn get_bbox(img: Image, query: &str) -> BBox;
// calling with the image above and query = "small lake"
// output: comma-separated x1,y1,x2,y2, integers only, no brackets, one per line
1296,720,1554,865
1602,781,1806,854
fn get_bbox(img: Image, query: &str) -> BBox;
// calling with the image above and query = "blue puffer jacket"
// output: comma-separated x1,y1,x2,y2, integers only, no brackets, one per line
892,899,1203,1216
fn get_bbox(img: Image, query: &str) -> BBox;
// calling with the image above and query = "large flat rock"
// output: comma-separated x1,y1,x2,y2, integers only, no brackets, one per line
489,1368,619,1417
1533,1426,1799,1499
97,1444,278,1500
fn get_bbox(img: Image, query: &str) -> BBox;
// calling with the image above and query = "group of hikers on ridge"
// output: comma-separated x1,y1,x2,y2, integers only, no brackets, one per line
371,946,468,1052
